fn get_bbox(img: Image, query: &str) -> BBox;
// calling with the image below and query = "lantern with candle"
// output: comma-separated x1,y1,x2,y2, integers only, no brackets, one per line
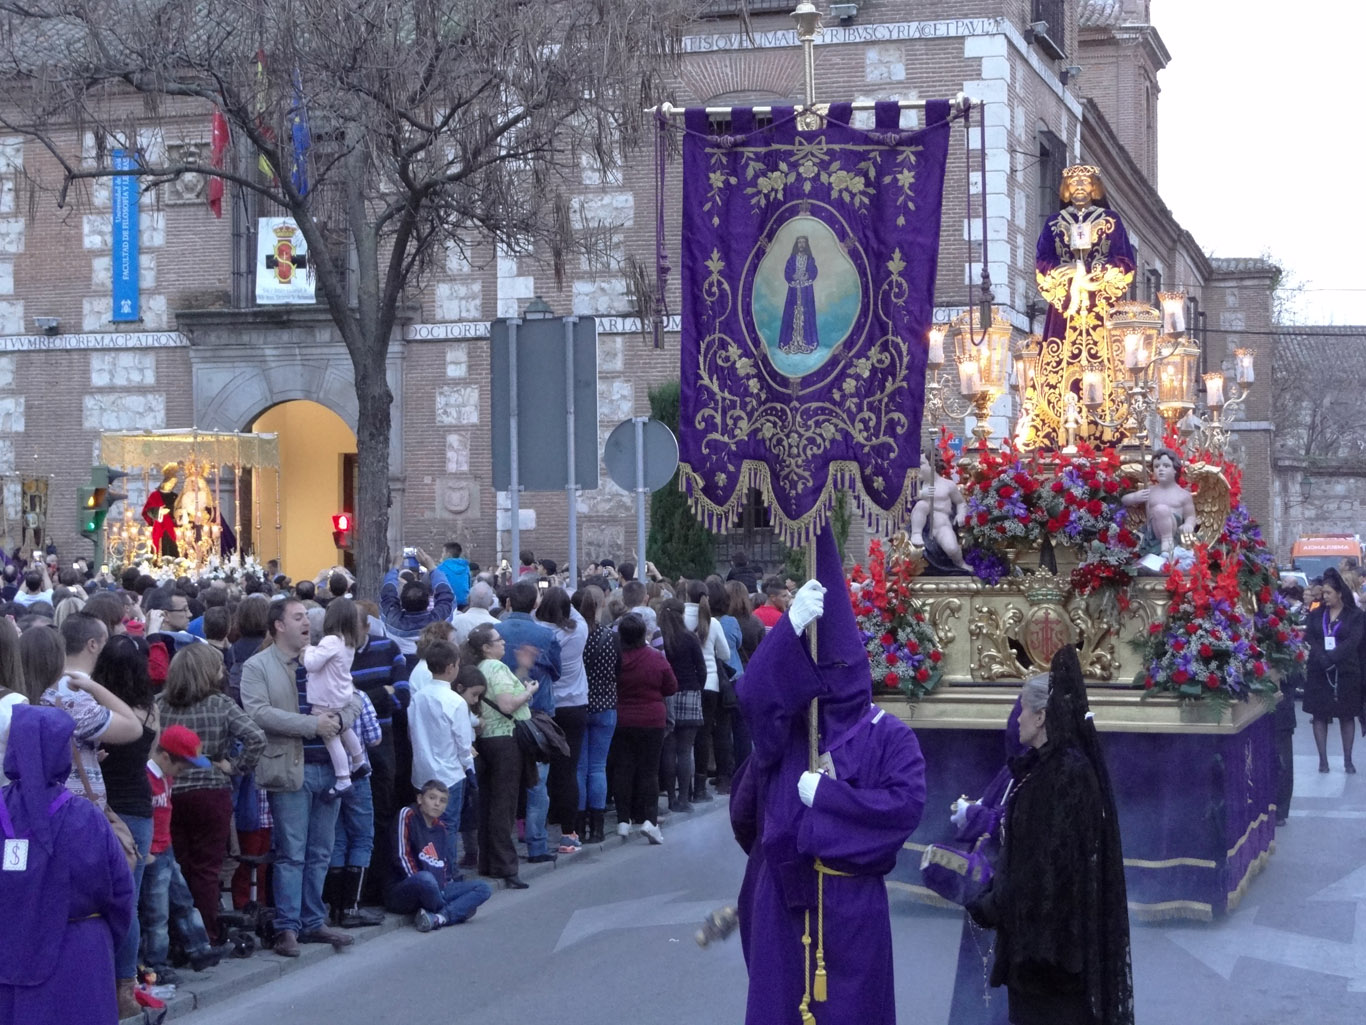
952,306,1013,444
1155,340,1200,428
1157,290,1187,336
927,326,946,368
1203,372,1225,411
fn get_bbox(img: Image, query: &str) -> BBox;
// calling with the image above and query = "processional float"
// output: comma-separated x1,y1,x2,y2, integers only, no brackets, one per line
662,5,1290,924
98,429,281,573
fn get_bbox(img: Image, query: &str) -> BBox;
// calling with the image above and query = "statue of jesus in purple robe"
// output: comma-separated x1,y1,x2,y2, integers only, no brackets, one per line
730,525,926,1024
778,236,820,355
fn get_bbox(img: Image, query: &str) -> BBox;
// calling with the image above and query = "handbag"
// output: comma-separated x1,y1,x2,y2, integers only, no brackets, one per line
718,660,739,709
919,835,993,907
482,698,570,764
70,739,140,872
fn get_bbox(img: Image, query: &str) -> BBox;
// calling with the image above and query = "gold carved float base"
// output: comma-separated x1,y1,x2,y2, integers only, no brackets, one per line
906,566,1171,687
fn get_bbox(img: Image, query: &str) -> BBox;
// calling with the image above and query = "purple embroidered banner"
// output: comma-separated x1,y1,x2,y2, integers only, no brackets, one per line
678,101,953,546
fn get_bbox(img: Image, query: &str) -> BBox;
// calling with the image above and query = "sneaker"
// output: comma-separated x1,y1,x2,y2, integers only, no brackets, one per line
616,821,632,839
414,909,436,933
641,820,664,845
338,905,385,928
669,799,693,814
559,831,582,848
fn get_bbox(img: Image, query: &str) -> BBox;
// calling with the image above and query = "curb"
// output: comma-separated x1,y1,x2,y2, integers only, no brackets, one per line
146,796,730,1022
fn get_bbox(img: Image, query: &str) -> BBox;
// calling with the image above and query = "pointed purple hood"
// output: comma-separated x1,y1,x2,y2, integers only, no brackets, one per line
810,525,875,742
0,704,77,989
3,703,74,853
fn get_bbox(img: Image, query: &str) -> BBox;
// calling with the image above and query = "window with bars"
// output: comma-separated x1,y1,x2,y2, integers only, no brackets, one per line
1037,129,1067,238
1030,0,1067,60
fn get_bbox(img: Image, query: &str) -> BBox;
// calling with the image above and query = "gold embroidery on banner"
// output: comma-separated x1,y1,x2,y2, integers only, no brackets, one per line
687,128,930,546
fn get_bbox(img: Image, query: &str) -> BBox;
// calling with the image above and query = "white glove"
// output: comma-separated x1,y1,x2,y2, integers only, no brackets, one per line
950,799,975,829
789,580,827,635
798,771,823,808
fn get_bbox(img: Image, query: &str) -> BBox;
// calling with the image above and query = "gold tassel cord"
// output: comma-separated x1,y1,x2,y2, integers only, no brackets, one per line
799,909,816,1025
811,859,852,1007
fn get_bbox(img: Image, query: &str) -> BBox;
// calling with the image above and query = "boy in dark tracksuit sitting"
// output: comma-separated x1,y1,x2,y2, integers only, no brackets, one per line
388,779,492,931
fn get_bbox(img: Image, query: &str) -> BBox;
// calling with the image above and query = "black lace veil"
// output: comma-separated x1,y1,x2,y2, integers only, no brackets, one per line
1046,644,1135,1024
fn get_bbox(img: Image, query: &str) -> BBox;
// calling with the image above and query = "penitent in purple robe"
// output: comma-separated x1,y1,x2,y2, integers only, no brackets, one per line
731,526,926,1025
0,705,134,1025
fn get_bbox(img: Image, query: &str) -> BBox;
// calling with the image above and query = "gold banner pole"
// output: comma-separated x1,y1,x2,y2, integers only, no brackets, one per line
807,533,820,772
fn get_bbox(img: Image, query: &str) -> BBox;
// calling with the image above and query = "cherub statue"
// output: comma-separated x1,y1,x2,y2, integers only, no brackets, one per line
1121,447,1197,561
910,447,969,572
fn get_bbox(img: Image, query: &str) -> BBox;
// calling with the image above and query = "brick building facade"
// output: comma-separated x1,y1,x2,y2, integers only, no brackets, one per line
0,0,1286,579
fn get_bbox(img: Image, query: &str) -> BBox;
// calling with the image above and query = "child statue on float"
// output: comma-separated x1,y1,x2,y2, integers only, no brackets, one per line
730,524,927,1025
1121,447,1197,564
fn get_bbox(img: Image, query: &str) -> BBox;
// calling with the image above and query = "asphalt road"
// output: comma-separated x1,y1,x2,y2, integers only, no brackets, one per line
180,714,1366,1025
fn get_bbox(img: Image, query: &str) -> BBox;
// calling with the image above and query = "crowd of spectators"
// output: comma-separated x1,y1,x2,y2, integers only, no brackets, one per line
0,542,797,1022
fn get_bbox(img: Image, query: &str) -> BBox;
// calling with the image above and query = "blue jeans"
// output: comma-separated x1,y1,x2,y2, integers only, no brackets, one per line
441,778,465,866
116,814,153,979
268,763,342,934
577,709,617,810
525,763,549,857
140,847,211,966
328,774,375,869
385,871,491,923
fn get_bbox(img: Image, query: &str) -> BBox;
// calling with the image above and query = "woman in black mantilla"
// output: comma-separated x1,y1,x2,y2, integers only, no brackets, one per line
967,645,1134,1025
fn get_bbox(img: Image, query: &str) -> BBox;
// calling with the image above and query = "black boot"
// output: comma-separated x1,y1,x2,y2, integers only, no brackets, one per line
587,809,605,844
322,866,346,927
692,774,714,803
338,866,385,928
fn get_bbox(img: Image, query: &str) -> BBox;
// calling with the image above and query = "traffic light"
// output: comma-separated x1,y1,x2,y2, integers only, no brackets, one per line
79,465,128,542
332,512,353,550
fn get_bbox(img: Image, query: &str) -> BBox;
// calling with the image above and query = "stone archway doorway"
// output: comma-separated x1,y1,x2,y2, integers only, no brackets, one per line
245,400,357,582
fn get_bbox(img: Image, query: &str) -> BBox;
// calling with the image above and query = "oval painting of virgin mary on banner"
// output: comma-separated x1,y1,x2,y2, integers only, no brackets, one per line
751,215,862,379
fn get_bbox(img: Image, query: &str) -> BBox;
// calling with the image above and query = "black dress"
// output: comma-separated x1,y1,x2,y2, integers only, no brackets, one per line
1302,604,1364,722
970,742,1133,1025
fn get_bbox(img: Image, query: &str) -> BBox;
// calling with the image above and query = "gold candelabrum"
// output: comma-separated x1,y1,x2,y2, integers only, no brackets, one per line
1190,347,1256,453
923,307,1013,449
105,502,151,567
1002,290,1254,456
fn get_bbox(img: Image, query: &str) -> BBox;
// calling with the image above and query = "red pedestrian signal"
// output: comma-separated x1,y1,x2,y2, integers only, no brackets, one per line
332,513,353,550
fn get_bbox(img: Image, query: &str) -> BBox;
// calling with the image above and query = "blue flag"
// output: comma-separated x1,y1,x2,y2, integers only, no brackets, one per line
288,71,311,197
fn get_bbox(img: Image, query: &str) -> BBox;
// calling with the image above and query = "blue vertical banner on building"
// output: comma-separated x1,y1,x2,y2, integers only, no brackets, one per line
111,148,140,322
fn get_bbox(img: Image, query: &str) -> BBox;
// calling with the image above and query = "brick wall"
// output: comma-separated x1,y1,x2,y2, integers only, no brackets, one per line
0,0,1288,577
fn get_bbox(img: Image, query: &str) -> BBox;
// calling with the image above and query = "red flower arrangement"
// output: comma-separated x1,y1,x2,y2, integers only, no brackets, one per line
959,441,1049,551
848,538,945,699
1070,520,1143,611
1134,544,1279,703
1041,443,1133,544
